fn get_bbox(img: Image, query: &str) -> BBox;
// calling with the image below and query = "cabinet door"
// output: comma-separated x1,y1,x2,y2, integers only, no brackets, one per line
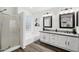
40,33,44,42
40,33,49,43
55,35,67,48
49,34,57,45
50,34,67,49
67,37,79,51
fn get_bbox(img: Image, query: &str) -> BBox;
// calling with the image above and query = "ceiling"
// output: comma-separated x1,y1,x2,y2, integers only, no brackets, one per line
18,7,79,15
18,7,53,14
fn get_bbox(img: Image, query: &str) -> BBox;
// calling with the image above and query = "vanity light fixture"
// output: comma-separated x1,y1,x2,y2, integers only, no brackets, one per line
61,8,72,11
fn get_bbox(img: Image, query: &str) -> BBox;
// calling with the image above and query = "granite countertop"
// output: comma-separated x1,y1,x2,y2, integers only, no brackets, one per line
40,31,79,37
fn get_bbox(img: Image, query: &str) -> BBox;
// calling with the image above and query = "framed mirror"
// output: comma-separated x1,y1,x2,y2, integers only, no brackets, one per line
59,13,75,28
43,16,52,28
76,11,79,26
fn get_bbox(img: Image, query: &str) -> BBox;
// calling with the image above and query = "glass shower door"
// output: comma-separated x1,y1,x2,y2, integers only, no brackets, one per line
9,15,20,48
0,14,20,52
0,14,10,51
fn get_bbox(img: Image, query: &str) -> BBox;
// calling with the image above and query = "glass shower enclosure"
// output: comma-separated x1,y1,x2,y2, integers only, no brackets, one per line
0,13,20,52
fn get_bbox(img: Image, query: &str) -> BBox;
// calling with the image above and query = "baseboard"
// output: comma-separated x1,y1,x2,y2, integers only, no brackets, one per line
3,45,21,52
22,39,39,49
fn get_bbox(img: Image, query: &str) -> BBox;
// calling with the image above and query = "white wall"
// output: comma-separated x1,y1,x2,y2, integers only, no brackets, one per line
18,7,34,32
32,7,79,32
18,7,40,48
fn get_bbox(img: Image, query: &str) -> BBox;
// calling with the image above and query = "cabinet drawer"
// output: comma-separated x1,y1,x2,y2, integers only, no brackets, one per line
49,34,58,45
50,34,56,38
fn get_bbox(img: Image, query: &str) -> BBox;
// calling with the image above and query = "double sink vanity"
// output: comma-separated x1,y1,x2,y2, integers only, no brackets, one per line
40,30,79,52
41,10,79,52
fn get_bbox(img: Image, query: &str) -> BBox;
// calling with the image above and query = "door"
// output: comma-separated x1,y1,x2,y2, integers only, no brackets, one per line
67,37,79,51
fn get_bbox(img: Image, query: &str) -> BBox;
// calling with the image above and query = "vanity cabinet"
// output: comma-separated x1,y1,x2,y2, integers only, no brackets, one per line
49,34,60,45
40,33,50,43
55,35,67,48
50,34,67,49
40,31,79,51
